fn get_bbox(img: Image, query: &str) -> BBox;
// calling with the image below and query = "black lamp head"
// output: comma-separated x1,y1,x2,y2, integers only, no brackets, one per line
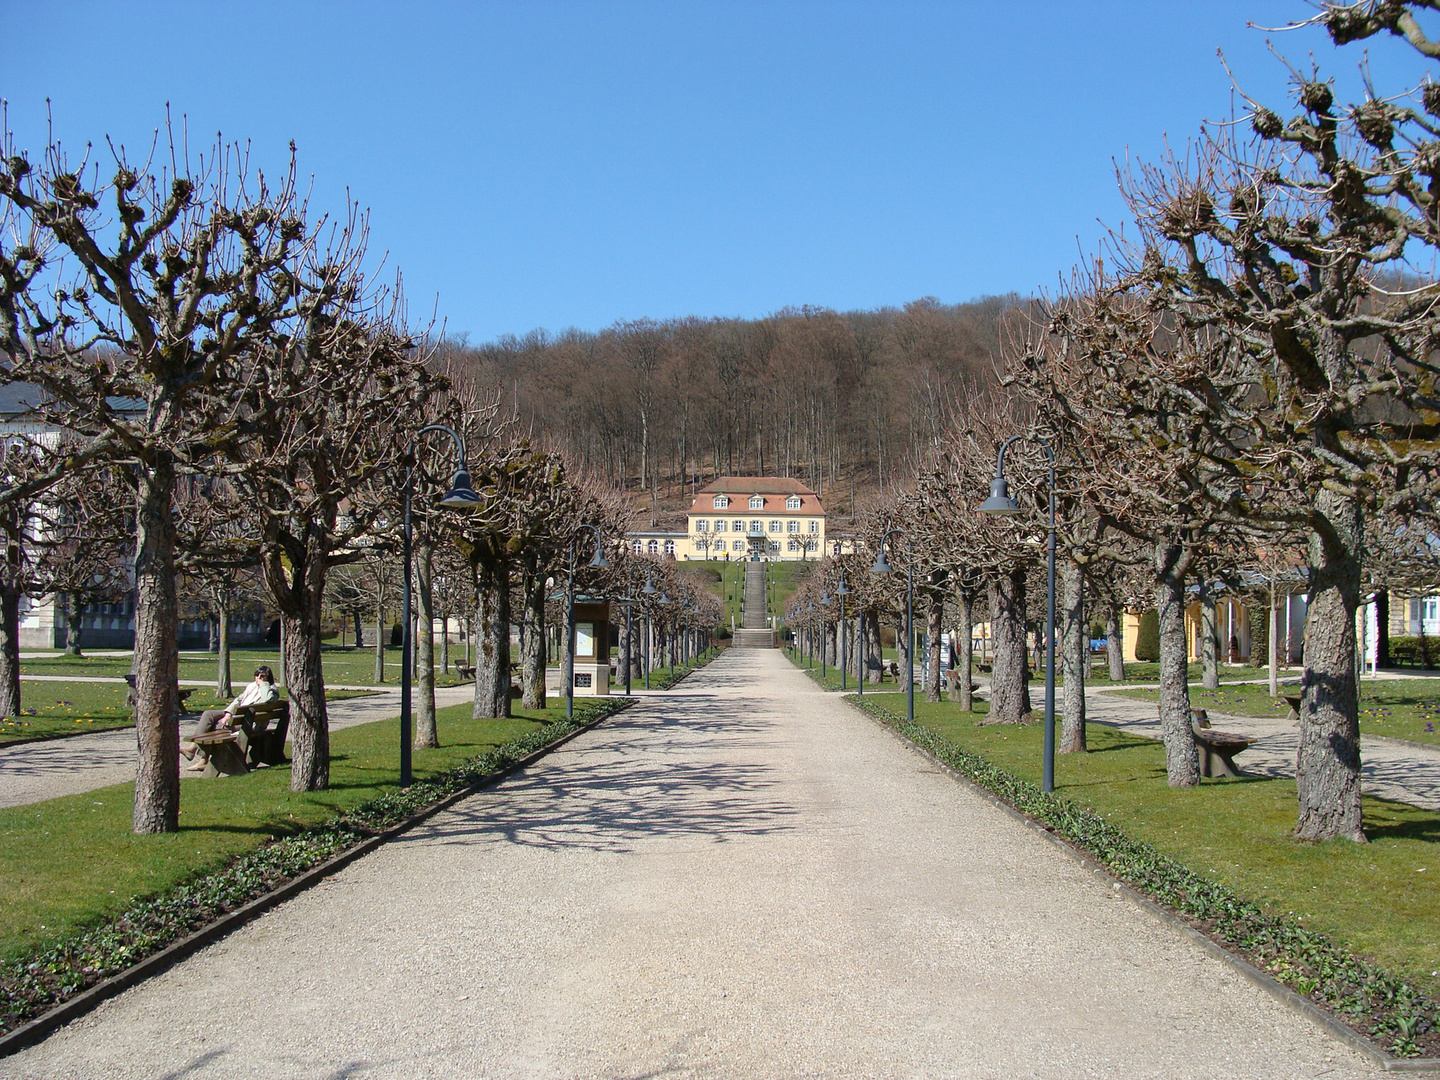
977,476,1022,515
437,468,484,509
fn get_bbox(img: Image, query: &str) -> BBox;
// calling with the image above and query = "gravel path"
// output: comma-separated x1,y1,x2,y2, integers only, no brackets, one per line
1086,689,1440,812
0,650,1382,1078
0,686,477,809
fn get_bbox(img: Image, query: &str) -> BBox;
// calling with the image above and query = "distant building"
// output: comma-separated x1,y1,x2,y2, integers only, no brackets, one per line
676,477,826,562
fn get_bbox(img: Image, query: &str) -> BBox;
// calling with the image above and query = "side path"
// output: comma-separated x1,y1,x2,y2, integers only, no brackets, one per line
0,687,477,809
0,651,1382,1078
1084,688,1440,812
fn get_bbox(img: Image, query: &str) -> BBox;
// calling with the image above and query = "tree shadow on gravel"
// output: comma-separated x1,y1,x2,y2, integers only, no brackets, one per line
410,689,799,853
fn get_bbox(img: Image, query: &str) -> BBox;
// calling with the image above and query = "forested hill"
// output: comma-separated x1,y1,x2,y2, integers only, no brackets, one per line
441,294,1030,525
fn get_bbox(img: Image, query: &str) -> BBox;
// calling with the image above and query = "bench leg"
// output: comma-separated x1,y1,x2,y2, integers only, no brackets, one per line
200,740,249,778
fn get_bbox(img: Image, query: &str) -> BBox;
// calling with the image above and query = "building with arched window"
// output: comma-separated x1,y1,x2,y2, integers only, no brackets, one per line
684,477,824,561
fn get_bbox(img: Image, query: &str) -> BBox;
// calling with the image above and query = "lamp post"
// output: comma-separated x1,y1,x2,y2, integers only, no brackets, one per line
871,529,914,723
401,425,483,788
641,574,657,689
819,589,831,679
835,571,849,691
977,435,1057,794
656,586,672,671
566,525,610,721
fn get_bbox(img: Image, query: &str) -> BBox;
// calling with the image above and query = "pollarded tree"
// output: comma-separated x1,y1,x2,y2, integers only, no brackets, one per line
0,130,317,831
1116,9,1440,836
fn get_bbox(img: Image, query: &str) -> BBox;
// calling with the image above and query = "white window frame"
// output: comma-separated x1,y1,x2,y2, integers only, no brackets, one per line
1425,597,1440,634
647,540,658,555
749,520,762,534
714,519,726,532
632,540,643,554
749,495,765,510
787,538,799,551
713,494,729,509
809,520,819,533
695,519,708,532
769,540,780,552
733,520,745,532
663,539,675,555
786,496,802,510
769,520,781,533
787,520,799,533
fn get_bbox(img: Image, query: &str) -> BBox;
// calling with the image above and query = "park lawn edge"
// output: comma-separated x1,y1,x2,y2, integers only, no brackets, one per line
843,694,1440,1063
0,695,637,1050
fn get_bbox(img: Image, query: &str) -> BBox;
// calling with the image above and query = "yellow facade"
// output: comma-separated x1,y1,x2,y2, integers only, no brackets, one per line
682,477,826,562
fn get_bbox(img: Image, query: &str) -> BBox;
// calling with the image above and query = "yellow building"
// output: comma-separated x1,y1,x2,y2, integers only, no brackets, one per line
683,477,825,561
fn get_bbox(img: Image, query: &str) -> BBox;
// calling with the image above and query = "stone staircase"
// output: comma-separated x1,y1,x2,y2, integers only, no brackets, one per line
734,562,775,648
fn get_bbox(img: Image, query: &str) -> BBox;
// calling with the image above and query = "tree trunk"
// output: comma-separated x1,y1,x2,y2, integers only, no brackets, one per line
985,568,1032,724
1155,540,1198,787
273,533,331,793
1295,488,1366,842
373,604,387,681
1105,600,1125,682
353,609,364,649
1200,578,1220,689
440,604,450,673
951,587,974,710
414,540,438,749
1376,590,1390,669
473,566,512,719
865,609,883,683
132,461,181,833
521,574,546,709
619,601,632,691
215,592,232,699
64,594,83,656
1060,558,1086,753
924,599,942,703
0,584,21,720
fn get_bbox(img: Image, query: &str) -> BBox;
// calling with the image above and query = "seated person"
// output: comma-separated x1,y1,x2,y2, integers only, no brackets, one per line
180,665,279,771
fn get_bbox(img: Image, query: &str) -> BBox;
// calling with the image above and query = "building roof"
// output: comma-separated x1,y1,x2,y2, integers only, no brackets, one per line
0,381,145,419
688,476,824,516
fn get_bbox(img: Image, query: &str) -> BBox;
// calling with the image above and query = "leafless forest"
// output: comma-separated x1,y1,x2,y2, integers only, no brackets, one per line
444,295,1027,520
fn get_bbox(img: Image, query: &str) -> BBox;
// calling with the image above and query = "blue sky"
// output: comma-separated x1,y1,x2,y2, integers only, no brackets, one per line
1,2,1426,342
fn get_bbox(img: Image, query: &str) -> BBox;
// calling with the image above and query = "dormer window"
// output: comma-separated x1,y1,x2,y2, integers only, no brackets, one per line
749,494,765,509
713,495,729,509
786,496,802,510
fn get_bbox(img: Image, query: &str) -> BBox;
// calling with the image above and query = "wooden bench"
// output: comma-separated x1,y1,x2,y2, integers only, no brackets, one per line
189,701,290,778
454,663,476,681
943,670,980,694
1191,708,1256,779
1284,694,1302,724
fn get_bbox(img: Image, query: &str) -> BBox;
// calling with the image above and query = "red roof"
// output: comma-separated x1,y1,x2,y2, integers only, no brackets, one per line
688,477,824,516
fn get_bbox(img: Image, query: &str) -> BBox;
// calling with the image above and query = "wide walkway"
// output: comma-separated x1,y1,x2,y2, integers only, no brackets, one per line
0,650,1381,1078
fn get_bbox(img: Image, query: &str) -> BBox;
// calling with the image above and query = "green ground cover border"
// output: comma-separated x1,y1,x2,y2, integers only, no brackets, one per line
843,690,1440,1058
0,695,637,1037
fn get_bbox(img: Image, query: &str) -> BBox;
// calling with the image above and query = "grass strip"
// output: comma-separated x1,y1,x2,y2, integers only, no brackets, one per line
849,694,1439,1059
0,695,633,1036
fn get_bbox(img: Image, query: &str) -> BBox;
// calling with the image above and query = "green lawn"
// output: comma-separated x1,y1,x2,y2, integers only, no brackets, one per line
857,690,1440,1000
0,700,576,965
1086,660,1275,684
766,561,814,622
0,681,376,744
1109,679,1440,747
20,646,470,689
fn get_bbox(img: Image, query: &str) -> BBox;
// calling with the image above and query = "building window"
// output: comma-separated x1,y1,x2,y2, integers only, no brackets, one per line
787,520,799,533
749,520,762,534
647,540,659,555
833,542,843,556
713,539,725,552
768,520,781,533
787,539,799,551
663,539,675,555
733,520,745,532
714,520,726,532
749,495,765,509
713,495,729,509
769,540,780,552
632,540,643,554
809,520,818,533
786,496,802,510
805,539,817,551
695,519,708,532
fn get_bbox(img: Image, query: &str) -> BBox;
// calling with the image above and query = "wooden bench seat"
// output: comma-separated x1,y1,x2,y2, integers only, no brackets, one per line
1191,708,1256,779
189,700,290,778
454,663,476,681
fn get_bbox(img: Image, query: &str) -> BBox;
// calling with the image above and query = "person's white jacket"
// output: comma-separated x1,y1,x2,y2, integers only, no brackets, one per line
225,679,279,717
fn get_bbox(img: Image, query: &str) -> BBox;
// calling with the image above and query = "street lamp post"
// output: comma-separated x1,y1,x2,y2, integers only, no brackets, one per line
566,525,610,721
401,425,484,788
977,435,1057,793
835,571,849,691
819,589,831,679
871,529,914,723
641,574,657,688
